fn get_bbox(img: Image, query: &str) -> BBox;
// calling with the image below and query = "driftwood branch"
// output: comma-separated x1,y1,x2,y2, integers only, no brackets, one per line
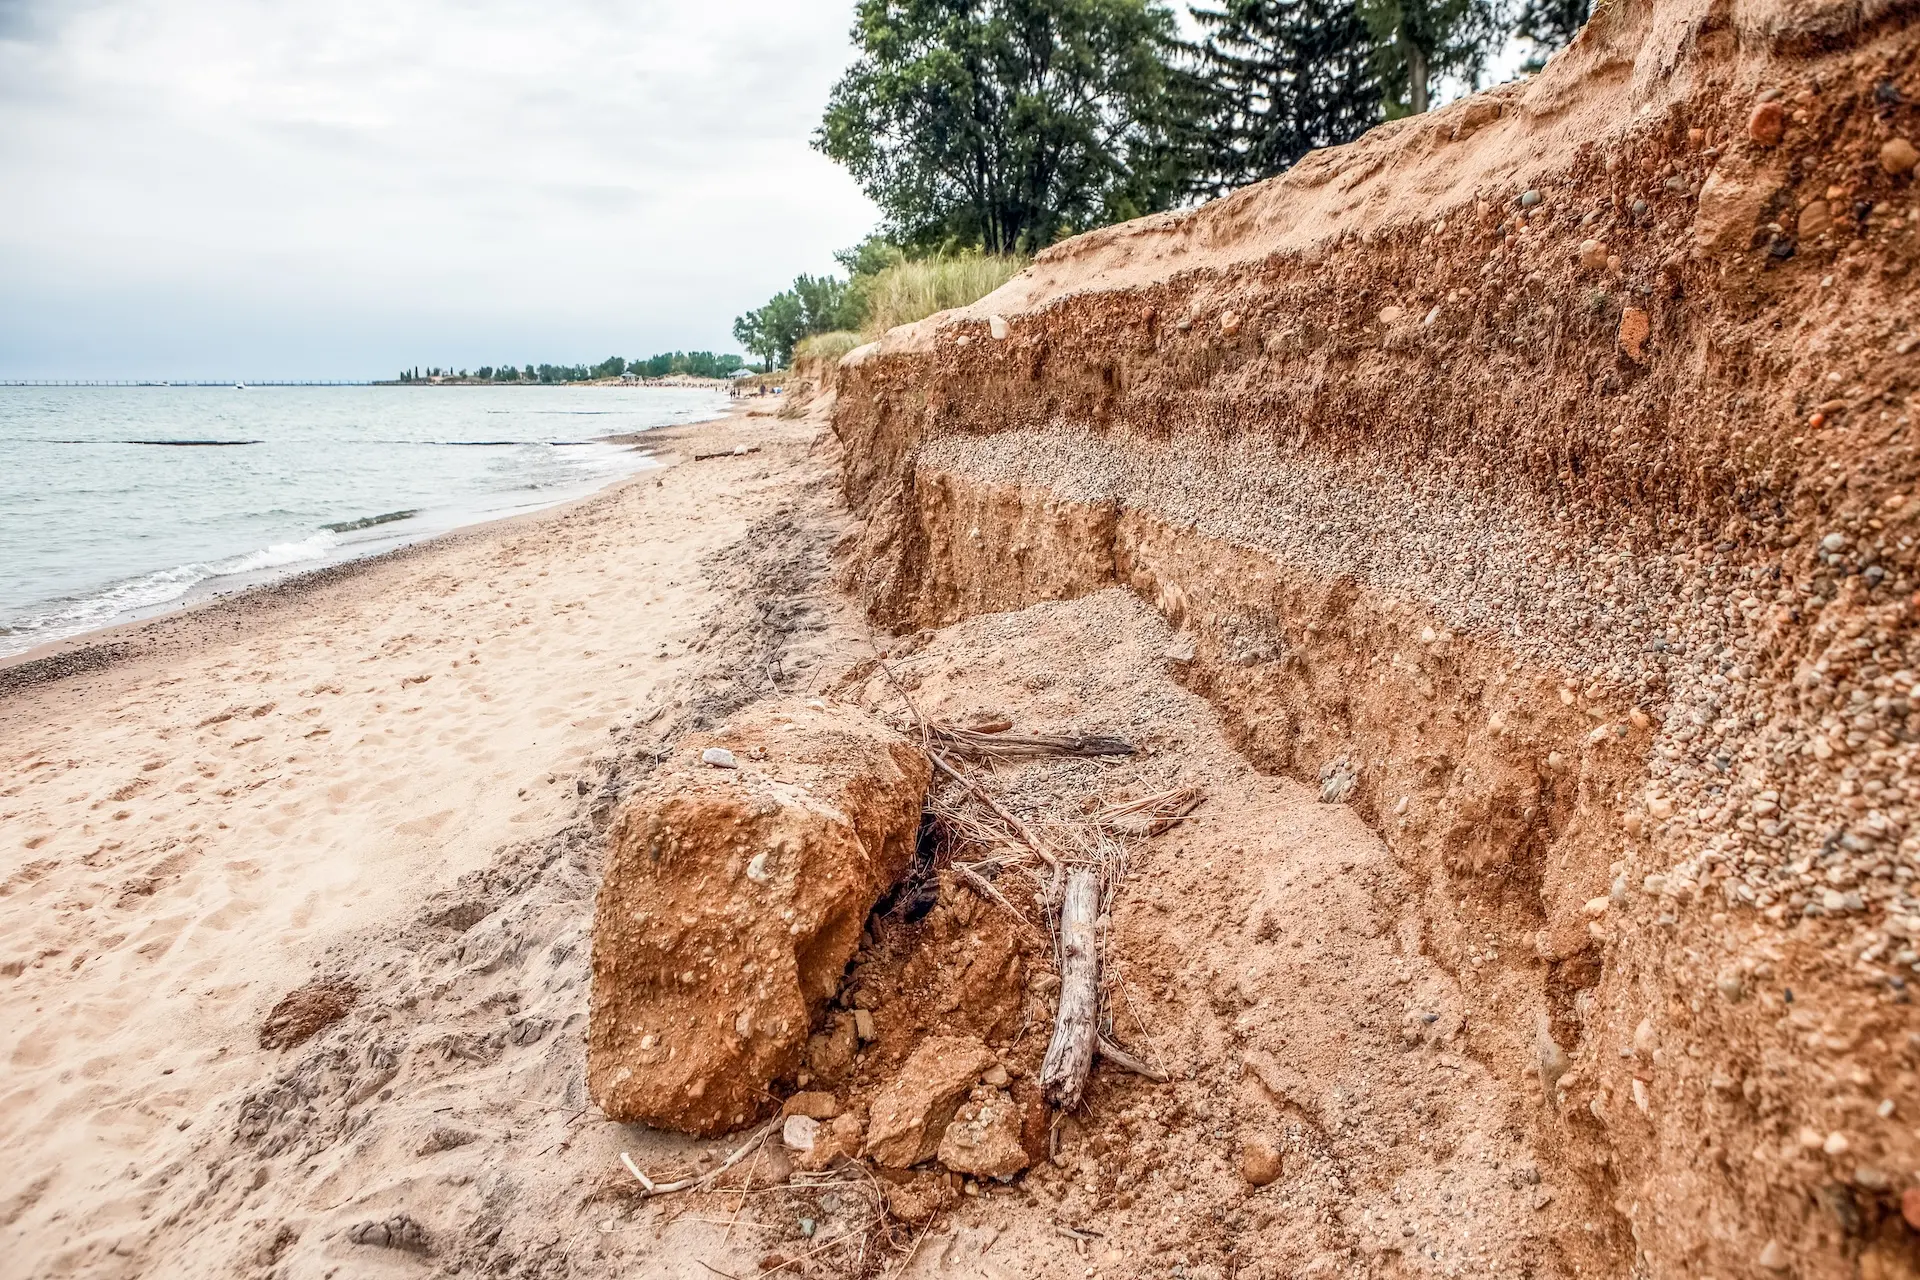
1041,867,1100,1108
929,724,1136,762
1095,1034,1169,1083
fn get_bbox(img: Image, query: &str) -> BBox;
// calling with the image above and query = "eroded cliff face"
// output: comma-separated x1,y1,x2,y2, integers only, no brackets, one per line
829,0,1920,1271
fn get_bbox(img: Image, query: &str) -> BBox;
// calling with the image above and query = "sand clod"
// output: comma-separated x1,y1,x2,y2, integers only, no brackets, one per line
588,698,930,1135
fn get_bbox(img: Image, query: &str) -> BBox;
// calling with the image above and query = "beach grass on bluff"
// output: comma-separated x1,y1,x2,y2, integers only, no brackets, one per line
858,254,1026,338
794,330,865,363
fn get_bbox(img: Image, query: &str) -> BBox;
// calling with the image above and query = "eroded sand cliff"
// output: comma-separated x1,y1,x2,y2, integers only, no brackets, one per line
826,0,1920,1270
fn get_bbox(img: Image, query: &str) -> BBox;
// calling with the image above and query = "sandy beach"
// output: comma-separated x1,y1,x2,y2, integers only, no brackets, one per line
0,401,867,1277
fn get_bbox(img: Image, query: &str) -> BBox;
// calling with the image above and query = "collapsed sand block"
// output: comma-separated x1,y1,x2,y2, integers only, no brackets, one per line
588,699,930,1135
862,1034,997,1167
936,1084,1029,1178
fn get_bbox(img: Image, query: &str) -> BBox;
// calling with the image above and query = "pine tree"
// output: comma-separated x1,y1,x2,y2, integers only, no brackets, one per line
1185,0,1382,199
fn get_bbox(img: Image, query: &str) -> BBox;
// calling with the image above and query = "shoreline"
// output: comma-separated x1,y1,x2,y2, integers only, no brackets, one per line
0,409,738,684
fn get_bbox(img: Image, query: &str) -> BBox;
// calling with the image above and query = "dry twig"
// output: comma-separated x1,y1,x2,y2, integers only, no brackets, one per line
1094,786,1206,837
619,1117,780,1197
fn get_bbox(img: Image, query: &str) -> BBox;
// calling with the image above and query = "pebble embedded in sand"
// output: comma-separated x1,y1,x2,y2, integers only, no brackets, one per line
1797,200,1832,238
1578,239,1608,271
702,747,737,769
1758,1239,1790,1272
1748,101,1786,146
1881,137,1918,175
1239,1135,1283,1186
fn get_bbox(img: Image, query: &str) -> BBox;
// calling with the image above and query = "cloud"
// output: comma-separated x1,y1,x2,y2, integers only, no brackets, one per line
0,0,877,378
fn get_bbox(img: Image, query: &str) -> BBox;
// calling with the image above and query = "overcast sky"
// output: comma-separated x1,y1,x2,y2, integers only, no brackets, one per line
0,0,880,380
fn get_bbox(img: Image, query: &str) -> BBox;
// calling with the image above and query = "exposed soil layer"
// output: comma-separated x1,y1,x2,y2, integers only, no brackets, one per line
825,0,1920,1273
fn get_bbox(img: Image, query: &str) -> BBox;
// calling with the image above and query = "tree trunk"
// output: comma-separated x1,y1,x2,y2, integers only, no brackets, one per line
1408,43,1430,114
1041,867,1099,1109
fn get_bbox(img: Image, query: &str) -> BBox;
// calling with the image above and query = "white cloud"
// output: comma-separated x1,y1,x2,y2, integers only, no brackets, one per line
0,0,878,378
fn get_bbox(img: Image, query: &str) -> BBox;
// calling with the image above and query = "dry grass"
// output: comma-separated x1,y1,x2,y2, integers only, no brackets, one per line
859,255,1027,339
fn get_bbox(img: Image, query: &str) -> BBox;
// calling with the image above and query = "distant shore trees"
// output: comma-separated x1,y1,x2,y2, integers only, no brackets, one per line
394,352,746,385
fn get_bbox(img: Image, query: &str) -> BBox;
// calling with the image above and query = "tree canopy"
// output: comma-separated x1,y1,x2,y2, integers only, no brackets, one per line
1184,0,1382,198
816,0,1189,254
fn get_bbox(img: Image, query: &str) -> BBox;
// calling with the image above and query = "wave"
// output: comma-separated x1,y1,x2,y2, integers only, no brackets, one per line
0,532,340,655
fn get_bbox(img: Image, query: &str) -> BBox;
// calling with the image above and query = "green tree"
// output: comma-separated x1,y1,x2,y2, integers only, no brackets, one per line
1184,0,1381,197
816,0,1189,253
1356,0,1504,115
734,289,811,368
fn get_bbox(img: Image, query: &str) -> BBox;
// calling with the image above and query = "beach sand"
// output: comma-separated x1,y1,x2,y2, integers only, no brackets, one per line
0,400,863,1277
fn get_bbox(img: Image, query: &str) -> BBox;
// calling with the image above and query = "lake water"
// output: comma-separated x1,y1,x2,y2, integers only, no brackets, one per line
0,384,729,658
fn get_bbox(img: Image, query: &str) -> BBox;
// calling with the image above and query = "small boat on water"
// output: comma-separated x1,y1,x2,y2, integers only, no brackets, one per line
234,382,246,390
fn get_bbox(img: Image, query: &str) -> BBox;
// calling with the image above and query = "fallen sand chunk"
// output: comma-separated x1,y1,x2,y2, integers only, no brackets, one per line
588,698,929,1135
863,1034,997,1167
937,1085,1029,1178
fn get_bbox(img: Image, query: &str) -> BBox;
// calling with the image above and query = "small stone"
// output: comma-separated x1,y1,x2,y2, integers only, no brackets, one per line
1903,1187,1920,1230
853,1008,877,1042
1578,239,1609,271
1717,970,1747,1002
1748,101,1786,146
1855,1166,1892,1191
1633,1018,1658,1058
1220,312,1242,337
988,314,1010,340
981,1063,1010,1088
1881,137,1919,176
961,711,1013,734
1798,200,1833,238
1239,1135,1284,1186
1758,1239,1790,1272
1821,531,1848,552
701,747,738,769
781,1091,842,1120
746,852,772,883
783,1114,820,1153
348,1215,431,1254
1824,1130,1850,1156
1520,189,1542,207
1378,305,1406,325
